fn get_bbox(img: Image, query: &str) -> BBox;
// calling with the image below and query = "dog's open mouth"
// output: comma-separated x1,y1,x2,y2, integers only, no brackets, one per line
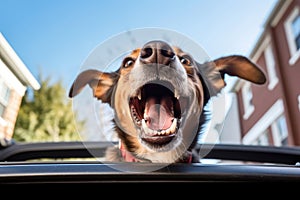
129,82,182,147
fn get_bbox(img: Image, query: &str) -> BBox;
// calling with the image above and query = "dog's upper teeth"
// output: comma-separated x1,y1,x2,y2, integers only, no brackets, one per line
137,89,142,100
143,113,148,120
174,89,180,99
170,118,177,133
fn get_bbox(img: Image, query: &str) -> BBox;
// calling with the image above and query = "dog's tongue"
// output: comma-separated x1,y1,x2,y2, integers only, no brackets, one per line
144,96,174,130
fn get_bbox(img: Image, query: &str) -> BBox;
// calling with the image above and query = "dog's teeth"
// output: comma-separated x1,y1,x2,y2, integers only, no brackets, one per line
174,90,180,99
142,119,153,135
166,128,171,135
170,118,177,133
137,89,142,100
142,119,147,129
143,113,148,120
142,118,178,136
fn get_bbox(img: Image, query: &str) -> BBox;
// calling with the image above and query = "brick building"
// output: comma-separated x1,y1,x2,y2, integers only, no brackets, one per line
224,0,300,146
0,33,40,140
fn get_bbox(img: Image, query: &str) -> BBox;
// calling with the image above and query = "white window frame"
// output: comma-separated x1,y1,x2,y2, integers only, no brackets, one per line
0,77,11,118
298,95,300,112
242,99,284,145
264,43,278,90
253,129,270,146
271,115,288,146
242,82,254,120
284,6,300,65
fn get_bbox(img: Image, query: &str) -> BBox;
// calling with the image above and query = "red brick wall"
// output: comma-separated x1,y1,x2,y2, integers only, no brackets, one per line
236,0,300,145
236,53,282,136
272,0,300,145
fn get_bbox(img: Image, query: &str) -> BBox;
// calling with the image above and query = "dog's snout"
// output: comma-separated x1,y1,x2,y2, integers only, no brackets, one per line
140,40,175,65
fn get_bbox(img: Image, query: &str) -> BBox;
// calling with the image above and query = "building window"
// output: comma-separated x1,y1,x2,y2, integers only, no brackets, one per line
242,82,254,120
0,77,11,117
271,115,288,146
284,7,300,65
252,130,270,146
264,44,278,90
292,16,300,50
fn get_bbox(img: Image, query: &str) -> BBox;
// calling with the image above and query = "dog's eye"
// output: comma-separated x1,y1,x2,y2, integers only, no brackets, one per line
123,58,135,68
180,56,191,66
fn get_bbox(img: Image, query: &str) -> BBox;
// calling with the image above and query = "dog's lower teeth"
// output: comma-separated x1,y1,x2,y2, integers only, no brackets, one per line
141,118,177,136
166,129,171,135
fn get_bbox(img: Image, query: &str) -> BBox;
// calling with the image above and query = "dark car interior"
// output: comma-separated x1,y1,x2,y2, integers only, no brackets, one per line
1,140,300,184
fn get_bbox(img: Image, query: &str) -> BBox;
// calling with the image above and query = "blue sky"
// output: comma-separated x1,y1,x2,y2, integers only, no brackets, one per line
0,0,277,90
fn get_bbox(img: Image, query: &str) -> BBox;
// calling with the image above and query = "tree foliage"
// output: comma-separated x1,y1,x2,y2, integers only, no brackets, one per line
13,75,84,142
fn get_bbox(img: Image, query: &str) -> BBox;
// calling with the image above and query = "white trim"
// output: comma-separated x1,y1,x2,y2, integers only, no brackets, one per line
0,116,7,127
271,0,293,27
250,0,291,62
289,50,300,65
264,44,278,90
271,122,281,146
0,33,40,90
243,105,254,120
268,78,279,90
0,59,27,96
232,79,243,92
242,99,284,145
298,95,300,112
284,7,300,65
241,82,254,120
252,35,271,63
271,115,288,146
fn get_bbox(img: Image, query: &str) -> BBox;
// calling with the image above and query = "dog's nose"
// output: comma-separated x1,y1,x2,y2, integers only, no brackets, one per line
140,40,175,65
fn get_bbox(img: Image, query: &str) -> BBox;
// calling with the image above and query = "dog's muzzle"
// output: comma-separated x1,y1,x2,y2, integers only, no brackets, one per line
128,41,189,151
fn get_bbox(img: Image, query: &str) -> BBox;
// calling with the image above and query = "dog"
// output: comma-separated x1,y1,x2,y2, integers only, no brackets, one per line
69,40,266,163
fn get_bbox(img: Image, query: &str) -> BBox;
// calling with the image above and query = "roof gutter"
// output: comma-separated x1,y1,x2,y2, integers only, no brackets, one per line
0,32,40,90
249,0,292,58
228,0,290,92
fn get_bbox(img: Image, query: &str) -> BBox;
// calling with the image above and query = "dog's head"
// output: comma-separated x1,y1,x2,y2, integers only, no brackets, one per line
69,40,266,163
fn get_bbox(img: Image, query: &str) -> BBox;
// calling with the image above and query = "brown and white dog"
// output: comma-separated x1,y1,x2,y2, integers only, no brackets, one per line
69,40,266,163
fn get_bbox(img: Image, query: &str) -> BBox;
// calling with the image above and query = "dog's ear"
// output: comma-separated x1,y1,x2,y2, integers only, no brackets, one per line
198,55,266,97
213,55,266,84
69,69,118,104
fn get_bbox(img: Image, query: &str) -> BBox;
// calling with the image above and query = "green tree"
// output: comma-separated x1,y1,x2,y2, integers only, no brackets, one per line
13,75,85,142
